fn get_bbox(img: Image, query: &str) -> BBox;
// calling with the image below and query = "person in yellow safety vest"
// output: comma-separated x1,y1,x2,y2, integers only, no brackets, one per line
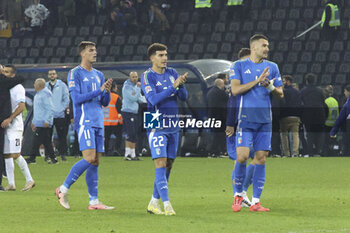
227,0,243,6
195,0,211,8
227,0,244,20
195,0,212,22
103,80,123,156
321,0,341,40
323,85,339,156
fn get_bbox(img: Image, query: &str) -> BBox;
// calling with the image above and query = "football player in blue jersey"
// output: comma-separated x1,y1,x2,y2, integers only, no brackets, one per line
141,43,188,216
227,48,256,208
230,34,284,212
56,41,114,210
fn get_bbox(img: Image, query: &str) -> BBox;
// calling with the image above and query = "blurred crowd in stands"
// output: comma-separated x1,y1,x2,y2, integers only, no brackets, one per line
0,0,175,36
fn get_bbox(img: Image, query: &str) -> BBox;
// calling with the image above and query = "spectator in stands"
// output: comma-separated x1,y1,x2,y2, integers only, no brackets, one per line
321,0,341,41
227,0,244,20
207,78,228,157
74,0,95,25
323,85,339,156
24,0,50,34
279,75,302,157
41,0,59,27
2,0,23,33
136,0,170,32
58,0,75,26
104,0,137,34
46,70,70,161
121,71,146,161
194,0,212,22
300,73,326,157
103,80,123,156
331,85,350,156
111,0,137,33
0,64,25,191
96,0,108,14
26,78,58,164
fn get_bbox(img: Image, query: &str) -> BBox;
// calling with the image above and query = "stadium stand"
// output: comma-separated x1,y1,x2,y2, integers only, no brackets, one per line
0,0,347,98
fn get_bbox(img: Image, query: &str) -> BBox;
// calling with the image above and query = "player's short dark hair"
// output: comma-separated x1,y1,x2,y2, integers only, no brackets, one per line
305,73,317,85
282,75,293,83
112,79,118,90
147,43,167,57
237,48,250,59
217,73,227,80
249,34,268,45
4,64,16,74
78,41,96,55
344,85,350,92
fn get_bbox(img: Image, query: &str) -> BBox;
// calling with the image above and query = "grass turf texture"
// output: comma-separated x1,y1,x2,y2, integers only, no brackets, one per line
1,157,350,233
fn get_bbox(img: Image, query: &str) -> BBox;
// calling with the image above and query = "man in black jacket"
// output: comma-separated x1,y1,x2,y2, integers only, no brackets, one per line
0,65,24,191
207,78,229,156
279,75,302,157
300,73,326,157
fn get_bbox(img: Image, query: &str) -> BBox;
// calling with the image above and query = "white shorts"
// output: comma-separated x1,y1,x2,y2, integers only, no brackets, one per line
4,130,23,154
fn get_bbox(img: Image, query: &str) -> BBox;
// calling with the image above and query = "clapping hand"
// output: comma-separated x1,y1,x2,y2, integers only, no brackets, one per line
173,72,188,88
101,78,113,92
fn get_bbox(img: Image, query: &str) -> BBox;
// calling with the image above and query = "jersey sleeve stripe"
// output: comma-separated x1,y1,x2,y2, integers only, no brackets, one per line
143,70,150,85
69,67,78,80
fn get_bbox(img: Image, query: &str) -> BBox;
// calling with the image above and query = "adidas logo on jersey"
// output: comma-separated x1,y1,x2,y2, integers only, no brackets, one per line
156,81,162,86
83,77,89,82
244,69,251,74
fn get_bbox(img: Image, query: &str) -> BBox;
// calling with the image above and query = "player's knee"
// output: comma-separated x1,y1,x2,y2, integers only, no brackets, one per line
155,158,167,168
255,152,267,164
237,156,248,163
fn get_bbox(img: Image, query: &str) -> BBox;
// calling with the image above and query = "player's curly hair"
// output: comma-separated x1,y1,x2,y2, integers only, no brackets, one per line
147,43,167,57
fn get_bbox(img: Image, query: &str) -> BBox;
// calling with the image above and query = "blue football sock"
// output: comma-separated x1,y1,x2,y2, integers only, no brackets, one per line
234,162,246,194
243,164,255,192
155,167,169,202
63,159,91,189
232,168,236,195
86,164,98,201
252,164,265,199
153,168,171,199
152,181,160,199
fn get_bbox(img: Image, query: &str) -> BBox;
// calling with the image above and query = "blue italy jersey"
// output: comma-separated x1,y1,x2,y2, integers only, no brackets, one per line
67,66,110,130
141,67,188,133
229,58,282,123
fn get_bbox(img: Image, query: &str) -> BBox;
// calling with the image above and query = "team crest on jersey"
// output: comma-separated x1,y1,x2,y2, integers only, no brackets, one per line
169,76,175,83
156,148,161,155
96,76,100,83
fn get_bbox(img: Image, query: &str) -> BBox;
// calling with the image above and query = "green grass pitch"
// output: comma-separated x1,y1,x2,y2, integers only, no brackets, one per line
1,157,350,233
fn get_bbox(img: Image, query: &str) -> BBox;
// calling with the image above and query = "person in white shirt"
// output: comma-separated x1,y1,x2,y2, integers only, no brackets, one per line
1,65,35,191
24,0,49,33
